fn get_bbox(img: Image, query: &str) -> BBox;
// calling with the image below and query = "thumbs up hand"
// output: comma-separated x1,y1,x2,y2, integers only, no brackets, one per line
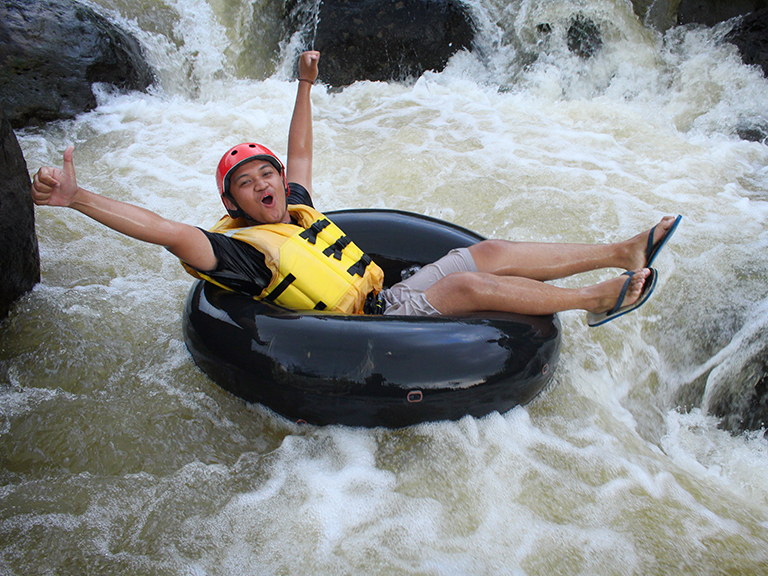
31,145,81,207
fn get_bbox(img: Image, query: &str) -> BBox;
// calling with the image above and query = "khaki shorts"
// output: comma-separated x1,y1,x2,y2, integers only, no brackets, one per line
382,247,477,316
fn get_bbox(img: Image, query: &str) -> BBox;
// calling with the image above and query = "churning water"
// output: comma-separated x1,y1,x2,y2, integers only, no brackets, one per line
3,0,768,573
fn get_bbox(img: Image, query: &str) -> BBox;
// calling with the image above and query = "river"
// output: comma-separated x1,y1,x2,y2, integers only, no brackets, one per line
2,0,768,574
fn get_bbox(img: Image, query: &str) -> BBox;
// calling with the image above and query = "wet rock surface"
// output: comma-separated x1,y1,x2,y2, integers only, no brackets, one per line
0,0,155,128
303,0,476,86
0,110,39,320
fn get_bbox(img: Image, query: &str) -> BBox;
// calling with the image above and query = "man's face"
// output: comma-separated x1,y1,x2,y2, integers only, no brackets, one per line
225,160,289,224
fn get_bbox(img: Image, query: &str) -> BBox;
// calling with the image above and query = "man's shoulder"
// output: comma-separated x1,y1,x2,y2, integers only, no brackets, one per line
287,183,313,207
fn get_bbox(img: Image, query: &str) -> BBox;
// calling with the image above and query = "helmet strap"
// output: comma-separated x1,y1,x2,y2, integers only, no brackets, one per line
223,193,247,219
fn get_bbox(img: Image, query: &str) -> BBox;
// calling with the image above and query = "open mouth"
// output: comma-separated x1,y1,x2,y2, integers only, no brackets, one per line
261,193,274,207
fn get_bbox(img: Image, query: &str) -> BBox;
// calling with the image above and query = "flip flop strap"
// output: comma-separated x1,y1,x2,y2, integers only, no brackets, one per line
610,271,634,315
646,224,657,262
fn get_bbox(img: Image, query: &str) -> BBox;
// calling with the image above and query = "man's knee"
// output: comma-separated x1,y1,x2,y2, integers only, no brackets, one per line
468,239,509,271
438,271,490,300
469,239,501,255
424,271,484,313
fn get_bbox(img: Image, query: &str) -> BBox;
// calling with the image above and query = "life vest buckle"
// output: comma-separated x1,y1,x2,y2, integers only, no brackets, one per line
299,219,330,244
348,254,372,277
323,236,352,260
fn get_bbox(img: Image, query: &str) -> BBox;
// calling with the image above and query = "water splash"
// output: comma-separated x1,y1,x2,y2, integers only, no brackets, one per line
5,0,768,573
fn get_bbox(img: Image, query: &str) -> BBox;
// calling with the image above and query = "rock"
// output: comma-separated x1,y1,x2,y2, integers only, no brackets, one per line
701,314,768,434
566,14,603,58
724,8,768,77
677,0,768,27
631,0,679,32
706,359,768,435
630,0,768,32
300,0,476,87
0,109,39,320
736,121,768,143
0,0,155,129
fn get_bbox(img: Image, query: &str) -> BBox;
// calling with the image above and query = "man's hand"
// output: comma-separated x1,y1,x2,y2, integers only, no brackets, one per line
31,146,80,208
299,50,320,83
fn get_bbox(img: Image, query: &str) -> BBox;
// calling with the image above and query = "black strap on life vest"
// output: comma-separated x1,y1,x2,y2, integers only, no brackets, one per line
265,273,296,301
265,274,326,309
347,254,372,277
299,219,330,244
323,236,352,260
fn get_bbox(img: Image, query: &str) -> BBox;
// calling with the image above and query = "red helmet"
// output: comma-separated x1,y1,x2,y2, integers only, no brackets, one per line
216,143,288,217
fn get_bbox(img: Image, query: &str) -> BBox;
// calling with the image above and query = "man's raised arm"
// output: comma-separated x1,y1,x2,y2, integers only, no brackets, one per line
285,50,320,194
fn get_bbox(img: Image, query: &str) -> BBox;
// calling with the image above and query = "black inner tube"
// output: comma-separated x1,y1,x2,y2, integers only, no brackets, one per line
183,209,561,428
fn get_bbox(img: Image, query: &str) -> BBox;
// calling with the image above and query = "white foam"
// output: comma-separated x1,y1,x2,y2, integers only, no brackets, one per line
8,0,768,572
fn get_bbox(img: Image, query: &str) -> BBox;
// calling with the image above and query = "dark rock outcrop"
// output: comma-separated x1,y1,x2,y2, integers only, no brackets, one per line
677,0,768,27
694,313,768,435
303,0,476,87
736,122,768,143
0,109,39,320
723,9,768,144
724,8,768,77
631,0,768,32
706,357,768,435
0,0,155,128
566,15,603,59
631,0,679,33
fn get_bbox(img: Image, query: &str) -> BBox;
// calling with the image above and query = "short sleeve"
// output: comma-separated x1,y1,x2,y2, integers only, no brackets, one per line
287,182,313,207
186,184,312,296
191,230,273,296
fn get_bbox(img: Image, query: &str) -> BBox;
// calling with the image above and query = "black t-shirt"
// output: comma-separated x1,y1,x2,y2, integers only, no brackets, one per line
192,183,313,296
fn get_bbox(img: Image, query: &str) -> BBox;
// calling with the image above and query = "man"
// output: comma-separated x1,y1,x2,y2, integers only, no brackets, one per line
31,51,680,326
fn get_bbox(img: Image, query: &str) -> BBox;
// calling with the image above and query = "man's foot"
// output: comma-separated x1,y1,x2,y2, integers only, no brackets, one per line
588,268,649,314
622,215,681,270
586,268,658,327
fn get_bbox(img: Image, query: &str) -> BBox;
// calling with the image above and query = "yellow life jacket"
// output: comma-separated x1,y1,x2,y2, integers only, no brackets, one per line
183,204,384,314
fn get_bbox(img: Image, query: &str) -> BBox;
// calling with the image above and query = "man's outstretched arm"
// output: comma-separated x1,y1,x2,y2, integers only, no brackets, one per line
32,146,218,271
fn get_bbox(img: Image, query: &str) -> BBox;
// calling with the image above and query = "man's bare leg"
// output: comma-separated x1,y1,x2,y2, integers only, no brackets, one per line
468,216,678,281
424,268,652,316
